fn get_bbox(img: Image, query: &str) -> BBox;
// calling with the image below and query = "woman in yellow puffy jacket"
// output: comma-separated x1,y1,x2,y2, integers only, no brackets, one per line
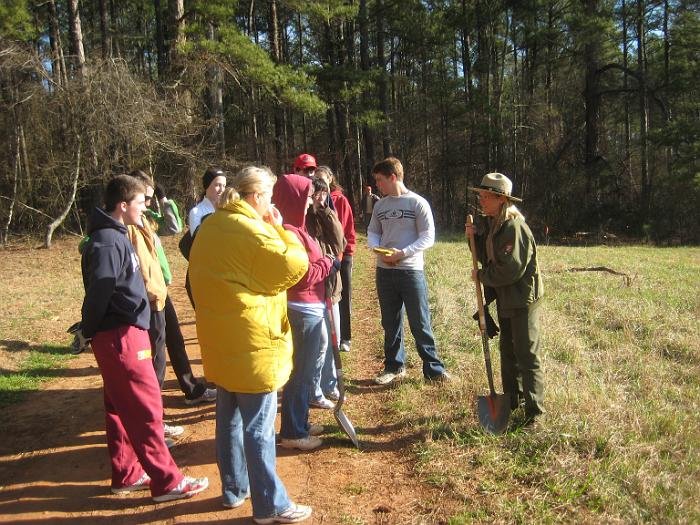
188,166,314,524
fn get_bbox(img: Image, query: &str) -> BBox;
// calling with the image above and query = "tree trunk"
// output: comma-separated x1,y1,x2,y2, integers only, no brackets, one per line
3,129,21,247
296,12,309,151
109,0,121,58
99,0,111,59
67,0,87,78
46,140,82,248
154,0,166,75
268,0,283,171
637,0,650,219
358,0,375,181
207,23,225,156
376,0,392,157
47,0,67,87
583,0,601,199
622,0,631,189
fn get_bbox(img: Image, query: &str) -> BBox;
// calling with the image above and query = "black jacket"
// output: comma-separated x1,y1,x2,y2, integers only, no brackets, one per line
80,207,151,338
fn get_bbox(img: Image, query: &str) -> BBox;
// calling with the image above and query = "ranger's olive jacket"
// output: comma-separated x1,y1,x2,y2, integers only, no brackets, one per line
473,215,543,314
188,199,309,393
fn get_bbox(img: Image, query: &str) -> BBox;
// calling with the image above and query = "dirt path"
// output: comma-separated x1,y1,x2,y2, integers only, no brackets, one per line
0,241,453,524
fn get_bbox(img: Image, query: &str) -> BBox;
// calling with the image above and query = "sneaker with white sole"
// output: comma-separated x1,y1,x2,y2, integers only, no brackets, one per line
339,340,351,352
163,423,184,438
374,368,407,385
185,387,217,406
111,472,151,494
253,502,313,524
152,476,209,502
279,436,323,451
309,397,334,410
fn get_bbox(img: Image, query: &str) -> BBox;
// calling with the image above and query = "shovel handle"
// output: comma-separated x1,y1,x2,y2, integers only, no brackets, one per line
466,215,497,395
466,215,487,333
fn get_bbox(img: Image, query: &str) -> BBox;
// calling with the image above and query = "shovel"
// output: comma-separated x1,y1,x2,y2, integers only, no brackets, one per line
466,215,511,434
326,298,360,449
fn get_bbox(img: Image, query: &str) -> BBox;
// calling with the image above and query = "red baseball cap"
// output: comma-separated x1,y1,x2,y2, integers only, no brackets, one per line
293,153,317,170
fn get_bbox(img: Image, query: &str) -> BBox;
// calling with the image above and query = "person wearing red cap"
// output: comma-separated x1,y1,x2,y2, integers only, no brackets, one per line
293,154,318,178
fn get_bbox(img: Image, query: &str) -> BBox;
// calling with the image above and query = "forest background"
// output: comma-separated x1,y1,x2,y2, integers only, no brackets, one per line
0,0,698,246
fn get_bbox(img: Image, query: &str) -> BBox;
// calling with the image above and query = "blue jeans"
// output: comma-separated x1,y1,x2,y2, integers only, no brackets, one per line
216,388,291,518
280,308,325,439
313,305,339,400
376,267,446,378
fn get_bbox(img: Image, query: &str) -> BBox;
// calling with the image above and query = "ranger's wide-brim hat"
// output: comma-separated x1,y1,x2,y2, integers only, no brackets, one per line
468,172,522,202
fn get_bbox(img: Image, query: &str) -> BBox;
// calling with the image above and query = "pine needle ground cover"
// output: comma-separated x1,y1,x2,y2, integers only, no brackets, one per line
391,241,699,523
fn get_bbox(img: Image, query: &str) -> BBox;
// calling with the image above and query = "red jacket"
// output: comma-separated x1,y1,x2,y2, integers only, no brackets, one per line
331,189,356,257
273,174,333,304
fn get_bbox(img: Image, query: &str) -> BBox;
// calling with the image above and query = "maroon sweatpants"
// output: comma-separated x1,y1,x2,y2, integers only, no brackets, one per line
91,325,183,497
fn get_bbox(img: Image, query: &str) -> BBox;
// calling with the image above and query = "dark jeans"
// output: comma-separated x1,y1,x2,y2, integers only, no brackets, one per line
163,294,207,400
376,267,445,378
498,301,544,418
149,309,167,388
339,256,353,342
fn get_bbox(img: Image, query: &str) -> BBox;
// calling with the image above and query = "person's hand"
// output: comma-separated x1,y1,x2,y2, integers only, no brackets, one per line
264,204,283,226
465,222,475,239
71,330,92,354
326,254,342,271
381,248,404,266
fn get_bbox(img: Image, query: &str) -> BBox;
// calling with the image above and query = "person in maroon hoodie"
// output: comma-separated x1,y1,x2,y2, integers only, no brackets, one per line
314,166,356,353
273,174,338,451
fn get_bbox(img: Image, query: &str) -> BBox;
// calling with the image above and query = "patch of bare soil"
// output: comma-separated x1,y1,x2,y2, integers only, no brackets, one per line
0,240,456,524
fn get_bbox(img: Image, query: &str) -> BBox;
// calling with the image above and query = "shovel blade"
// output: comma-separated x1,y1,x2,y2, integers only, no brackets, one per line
477,393,511,435
334,408,360,449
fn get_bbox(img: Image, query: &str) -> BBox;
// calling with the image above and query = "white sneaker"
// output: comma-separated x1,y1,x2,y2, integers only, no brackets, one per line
253,503,313,524
152,476,209,502
185,387,217,406
163,423,184,438
339,340,351,352
111,472,151,494
309,397,334,409
374,368,407,385
279,436,323,451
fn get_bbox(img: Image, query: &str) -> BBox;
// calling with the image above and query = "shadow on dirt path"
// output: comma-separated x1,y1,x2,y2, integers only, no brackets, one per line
0,237,456,524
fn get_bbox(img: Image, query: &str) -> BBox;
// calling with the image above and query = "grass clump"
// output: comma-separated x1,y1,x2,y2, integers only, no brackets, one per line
0,344,75,408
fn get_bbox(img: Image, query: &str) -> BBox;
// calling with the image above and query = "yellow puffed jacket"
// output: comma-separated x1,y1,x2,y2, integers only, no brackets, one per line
189,199,309,393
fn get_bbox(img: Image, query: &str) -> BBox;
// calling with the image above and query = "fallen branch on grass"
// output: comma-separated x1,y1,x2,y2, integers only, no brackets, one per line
567,266,632,286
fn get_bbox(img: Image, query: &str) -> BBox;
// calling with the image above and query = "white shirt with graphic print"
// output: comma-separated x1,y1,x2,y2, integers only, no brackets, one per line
367,190,435,271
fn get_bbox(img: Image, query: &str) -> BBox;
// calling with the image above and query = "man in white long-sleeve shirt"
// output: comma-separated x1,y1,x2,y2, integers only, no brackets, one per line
367,157,449,385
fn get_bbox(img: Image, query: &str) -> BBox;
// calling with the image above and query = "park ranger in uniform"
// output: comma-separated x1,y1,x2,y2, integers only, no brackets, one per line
466,172,545,428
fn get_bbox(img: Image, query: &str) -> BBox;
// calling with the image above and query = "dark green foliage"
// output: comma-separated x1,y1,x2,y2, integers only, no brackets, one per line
0,0,697,242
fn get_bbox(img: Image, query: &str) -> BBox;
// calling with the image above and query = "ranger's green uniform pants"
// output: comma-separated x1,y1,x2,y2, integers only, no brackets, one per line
498,300,544,418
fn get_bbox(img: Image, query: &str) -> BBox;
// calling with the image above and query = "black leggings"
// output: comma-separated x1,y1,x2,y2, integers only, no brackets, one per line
339,255,353,342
